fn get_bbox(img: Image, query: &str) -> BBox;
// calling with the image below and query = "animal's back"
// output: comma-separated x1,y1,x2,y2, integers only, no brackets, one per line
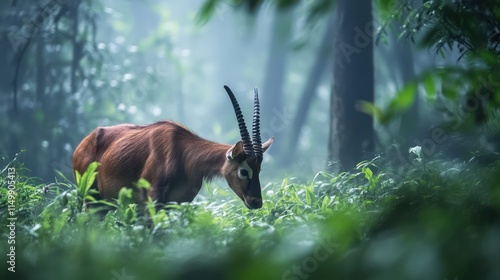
72,121,194,201
72,123,138,176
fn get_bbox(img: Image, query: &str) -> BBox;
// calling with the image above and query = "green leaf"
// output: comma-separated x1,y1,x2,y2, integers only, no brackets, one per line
378,0,397,16
441,82,458,100
321,195,331,210
389,82,417,111
476,49,498,64
117,187,134,209
74,170,82,186
195,0,219,25
423,73,436,101
305,186,314,205
364,167,373,180
357,101,384,119
136,178,151,190
76,162,99,199
125,205,137,223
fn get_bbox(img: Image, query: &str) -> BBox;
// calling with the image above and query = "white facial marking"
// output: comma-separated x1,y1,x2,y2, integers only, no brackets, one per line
238,160,253,180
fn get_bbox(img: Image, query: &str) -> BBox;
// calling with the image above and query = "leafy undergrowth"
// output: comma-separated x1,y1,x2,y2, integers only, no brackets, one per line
1,152,500,280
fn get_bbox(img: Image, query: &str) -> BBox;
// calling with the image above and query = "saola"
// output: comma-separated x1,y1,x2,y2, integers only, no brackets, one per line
72,86,273,209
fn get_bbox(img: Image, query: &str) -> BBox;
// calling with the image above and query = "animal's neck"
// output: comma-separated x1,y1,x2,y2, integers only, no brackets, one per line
184,140,229,181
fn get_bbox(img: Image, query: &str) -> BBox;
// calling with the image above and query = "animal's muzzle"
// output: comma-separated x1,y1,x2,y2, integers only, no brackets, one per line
244,196,262,209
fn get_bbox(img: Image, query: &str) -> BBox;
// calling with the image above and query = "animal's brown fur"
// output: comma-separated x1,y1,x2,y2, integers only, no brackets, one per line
72,121,273,208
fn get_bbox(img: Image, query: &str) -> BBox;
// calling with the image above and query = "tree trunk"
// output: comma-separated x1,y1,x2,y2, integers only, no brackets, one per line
328,0,374,171
261,7,293,157
36,36,45,107
280,14,335,165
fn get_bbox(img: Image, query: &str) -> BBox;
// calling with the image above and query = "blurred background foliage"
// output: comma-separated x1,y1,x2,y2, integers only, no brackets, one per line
1,0,500,279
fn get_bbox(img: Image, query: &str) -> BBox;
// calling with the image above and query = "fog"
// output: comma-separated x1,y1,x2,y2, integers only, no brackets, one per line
1,0,333,181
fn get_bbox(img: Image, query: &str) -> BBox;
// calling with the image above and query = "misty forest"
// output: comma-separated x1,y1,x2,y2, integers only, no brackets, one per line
1,0,500,279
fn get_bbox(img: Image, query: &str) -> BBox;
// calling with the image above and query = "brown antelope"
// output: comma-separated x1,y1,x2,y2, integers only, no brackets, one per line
72,86,273,209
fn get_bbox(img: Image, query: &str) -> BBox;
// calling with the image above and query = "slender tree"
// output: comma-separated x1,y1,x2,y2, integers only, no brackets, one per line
261,7,293,157
281,14,335,165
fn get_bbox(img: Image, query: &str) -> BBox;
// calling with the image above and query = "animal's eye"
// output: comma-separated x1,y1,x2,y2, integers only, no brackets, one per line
239,169,249,179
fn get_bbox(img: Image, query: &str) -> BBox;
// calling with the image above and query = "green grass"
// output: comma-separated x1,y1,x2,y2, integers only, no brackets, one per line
1,153,500,280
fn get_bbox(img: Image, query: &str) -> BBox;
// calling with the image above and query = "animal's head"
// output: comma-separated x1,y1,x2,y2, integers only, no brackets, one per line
222,85,274,209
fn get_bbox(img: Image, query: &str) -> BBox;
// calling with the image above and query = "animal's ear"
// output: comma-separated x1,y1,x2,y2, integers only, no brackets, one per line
262,137,274,153
226,141,245,160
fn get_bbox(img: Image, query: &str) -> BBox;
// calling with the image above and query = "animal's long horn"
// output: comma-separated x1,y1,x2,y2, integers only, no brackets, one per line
252,87,263,159
224,85,254,157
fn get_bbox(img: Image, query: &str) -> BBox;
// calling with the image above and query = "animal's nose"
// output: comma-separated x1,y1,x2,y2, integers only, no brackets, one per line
245,196,262,209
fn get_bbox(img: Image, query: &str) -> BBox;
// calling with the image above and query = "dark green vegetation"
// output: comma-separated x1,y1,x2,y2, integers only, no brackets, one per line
1,152,500,280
